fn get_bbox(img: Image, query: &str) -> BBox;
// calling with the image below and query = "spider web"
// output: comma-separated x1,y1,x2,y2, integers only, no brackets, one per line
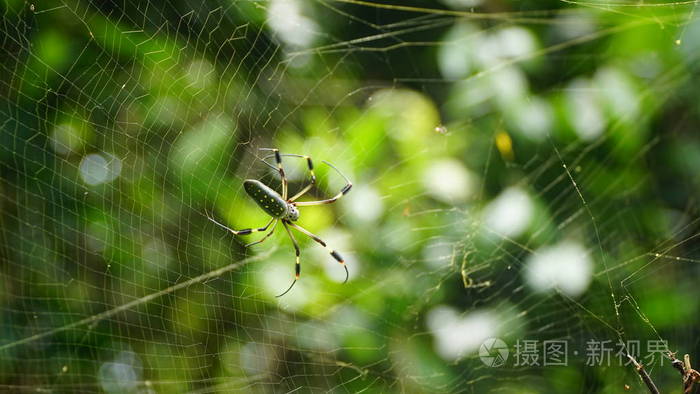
2,0,700,392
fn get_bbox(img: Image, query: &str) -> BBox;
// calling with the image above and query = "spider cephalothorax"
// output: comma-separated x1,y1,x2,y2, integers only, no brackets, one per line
287,204,300,221
206,148,352,297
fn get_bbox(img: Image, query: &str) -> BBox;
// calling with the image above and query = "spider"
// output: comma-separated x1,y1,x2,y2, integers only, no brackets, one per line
206,148,352,297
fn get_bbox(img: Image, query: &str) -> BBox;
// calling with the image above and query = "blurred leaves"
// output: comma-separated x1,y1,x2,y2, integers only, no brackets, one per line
171,115,237,202
2,0,700,393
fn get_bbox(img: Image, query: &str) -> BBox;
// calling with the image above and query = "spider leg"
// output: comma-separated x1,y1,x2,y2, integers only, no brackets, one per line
205,210,274,236
286,222,349,283
294,160,351,206
261,153,305,169
261,153,316,202
245,219,279,247
276,220,301,297
260,148,288,200
289,155,315,201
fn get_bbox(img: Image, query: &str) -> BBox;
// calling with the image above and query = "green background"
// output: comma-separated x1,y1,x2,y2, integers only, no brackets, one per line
2,0,700,392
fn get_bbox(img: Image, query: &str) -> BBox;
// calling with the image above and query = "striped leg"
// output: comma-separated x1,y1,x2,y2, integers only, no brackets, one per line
260,148,288,199
261,153,316,202
206,211,275,236
294,160,351,206
289,155,316,201
286,222,349,283
276,220,301,297
245,219,279,247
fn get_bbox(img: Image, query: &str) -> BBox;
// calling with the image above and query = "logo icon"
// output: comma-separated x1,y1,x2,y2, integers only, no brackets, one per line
479,337,509,367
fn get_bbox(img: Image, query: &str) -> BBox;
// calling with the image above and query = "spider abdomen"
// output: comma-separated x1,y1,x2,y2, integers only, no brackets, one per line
243,179,289,218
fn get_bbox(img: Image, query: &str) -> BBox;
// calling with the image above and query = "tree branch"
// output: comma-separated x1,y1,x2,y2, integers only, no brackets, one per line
627,354,660,394
668,352,700,394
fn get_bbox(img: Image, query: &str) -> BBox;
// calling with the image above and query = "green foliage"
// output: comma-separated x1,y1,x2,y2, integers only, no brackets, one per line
2,0,700,393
